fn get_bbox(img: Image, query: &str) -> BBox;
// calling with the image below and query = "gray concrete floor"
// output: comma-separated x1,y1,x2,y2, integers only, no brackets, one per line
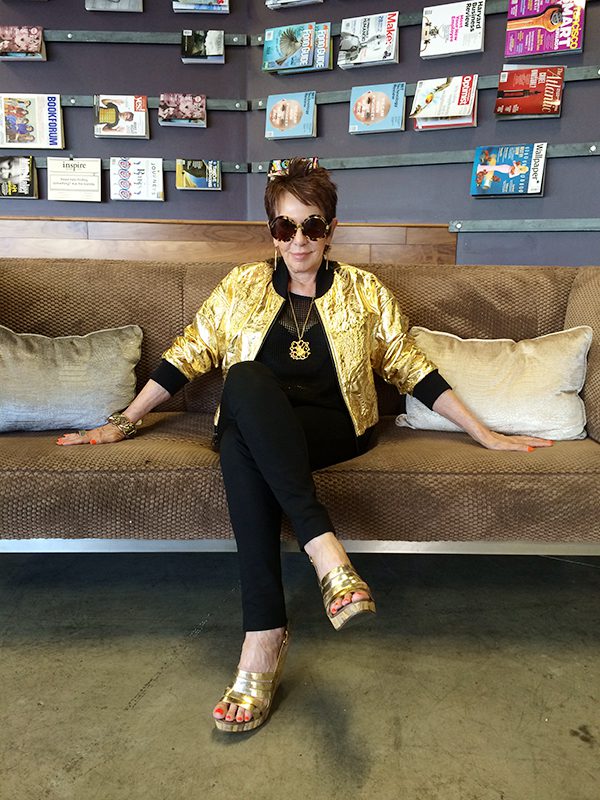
1,552,599,800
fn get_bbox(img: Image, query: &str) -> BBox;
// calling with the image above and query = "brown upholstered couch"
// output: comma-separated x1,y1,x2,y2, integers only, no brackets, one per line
1,259,599,553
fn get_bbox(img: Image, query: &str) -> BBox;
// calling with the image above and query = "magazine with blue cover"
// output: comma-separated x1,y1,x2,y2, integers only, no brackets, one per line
262,22,315,71
470,142,547,196
349,82,406,134
265,91,317,139
278,21,331,73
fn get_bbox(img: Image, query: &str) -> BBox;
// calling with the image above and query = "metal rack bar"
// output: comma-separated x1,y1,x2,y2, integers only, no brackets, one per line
59,96,248,111
449,218,600,233
44,30,247,45
32,158,249,173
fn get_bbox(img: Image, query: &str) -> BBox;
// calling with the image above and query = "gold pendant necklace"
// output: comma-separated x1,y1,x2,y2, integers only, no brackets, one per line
288,291,315,360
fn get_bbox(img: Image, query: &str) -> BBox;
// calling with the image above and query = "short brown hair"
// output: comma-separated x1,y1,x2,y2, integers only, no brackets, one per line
264,158,337,222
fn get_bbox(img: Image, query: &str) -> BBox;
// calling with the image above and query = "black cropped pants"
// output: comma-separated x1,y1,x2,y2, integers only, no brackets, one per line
217,361,371,632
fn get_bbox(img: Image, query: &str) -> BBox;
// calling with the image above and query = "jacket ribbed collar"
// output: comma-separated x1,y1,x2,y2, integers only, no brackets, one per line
271,257,336,299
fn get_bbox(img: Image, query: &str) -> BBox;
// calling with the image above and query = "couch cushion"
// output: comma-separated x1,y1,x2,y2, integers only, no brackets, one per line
1,414,598,545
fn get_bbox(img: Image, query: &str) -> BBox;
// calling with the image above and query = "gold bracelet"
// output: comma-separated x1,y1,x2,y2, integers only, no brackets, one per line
107,412,140,439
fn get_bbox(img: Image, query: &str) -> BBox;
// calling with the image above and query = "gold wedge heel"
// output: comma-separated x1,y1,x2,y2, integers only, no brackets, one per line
214,629,290,733
319,564,376,630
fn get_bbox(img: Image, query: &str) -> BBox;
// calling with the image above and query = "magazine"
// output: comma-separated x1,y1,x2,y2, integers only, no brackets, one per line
495,64,565,118
158,94,207,127
265,91,317,139
175,159,221,190
505,0,586,57
47,157,102,202
410,74,478,130
181,30,225,63
109,157,164,201
172,2,230,13
266,0,323,8
0,94,64,149
278,22,332,74
0,26,46,61
85,0,143,11
338,12,399,69
420,1,486,58
0,155,38,199
93,95,149,139
349,82,406,134
262,22,315,72
470,142,547,196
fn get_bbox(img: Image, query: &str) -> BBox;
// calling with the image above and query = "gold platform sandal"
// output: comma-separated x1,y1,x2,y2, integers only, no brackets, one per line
214,629,290,733
319,565,376,631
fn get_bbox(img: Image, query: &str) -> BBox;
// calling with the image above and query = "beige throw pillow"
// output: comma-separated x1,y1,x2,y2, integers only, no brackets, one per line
0,324,143,432
396,326,593,440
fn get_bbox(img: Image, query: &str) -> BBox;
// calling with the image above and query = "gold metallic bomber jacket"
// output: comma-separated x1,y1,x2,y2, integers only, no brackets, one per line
161,260,437,437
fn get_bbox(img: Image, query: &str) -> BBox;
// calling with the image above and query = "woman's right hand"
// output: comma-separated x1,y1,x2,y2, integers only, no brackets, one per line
56,423,126,446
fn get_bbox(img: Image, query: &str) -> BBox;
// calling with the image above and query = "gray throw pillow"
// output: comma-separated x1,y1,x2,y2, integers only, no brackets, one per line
0,324,143,432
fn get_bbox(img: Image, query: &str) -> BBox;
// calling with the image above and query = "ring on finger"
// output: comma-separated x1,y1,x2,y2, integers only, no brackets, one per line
78,430,87,437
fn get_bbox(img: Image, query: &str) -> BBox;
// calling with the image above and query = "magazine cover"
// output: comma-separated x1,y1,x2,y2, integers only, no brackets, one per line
505,0,585,57
173,0,229,12
0,94,64,149
158,94,207,127
47,157,102,202
0,26,46,60
181,30,225,63
495,64,565,117
262,23,315,72
279,22,332,73
470,142,547,196
410,74,478,129
267,157,319,177
175,159,221,190
94,95,149,139
0,155,37,199
338,12,399,68
265,91,317,139
85,0,144,11
349,82,406,134
420,1,486,58
109,157,164,201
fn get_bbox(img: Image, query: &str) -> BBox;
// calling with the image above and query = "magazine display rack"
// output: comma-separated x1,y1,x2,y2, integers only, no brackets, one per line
61,96,248,112
44,30,247,46
32,157,249,173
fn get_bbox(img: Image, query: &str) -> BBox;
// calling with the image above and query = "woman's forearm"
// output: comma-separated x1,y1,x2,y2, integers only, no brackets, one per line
122,379,172,424
431,389,494,446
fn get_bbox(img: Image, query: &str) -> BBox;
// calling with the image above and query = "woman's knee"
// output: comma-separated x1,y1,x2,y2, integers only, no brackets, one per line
223,361,277,398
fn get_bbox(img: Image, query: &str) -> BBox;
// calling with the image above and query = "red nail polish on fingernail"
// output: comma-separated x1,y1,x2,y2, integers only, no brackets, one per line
90,439,97,445
527,446,534,452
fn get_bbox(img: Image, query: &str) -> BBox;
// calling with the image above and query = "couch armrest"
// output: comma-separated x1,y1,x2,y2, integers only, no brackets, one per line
565,269,600,443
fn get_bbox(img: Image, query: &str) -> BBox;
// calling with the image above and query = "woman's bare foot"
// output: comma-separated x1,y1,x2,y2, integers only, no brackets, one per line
304,532,370,616
213,626,287,724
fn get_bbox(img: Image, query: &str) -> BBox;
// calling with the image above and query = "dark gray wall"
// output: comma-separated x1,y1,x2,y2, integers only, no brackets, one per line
1,0,599,264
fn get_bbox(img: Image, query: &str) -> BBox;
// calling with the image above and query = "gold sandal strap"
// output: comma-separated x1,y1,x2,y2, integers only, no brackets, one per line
320,565,371,609
219,687,268,716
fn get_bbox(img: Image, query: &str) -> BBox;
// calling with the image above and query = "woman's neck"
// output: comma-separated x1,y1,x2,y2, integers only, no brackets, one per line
287,273,317,297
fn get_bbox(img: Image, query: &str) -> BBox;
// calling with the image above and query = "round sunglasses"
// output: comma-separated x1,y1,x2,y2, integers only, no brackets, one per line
268,214,331,242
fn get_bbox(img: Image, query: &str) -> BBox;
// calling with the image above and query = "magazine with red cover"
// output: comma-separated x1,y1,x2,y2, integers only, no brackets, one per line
495,64,565,118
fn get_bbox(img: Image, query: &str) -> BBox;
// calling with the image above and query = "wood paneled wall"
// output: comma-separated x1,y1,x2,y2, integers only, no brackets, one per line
0,217,457,265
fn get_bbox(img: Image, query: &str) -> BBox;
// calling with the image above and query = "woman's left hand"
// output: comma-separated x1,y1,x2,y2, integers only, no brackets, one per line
477,431,553,452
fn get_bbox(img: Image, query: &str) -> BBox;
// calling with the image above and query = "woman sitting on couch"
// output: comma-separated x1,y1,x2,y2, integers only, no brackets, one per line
57,158,552,733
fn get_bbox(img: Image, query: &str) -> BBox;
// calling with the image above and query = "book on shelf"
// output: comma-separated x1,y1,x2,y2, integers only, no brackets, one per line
46,157,102,202
0,155,38,199
495,64,565,118
175,159,221,189
470,142,547,196
267,157,319,177
110,157,164,201
337,11,399,69
504,0,585,58
85,0,144,11
410,74,478,130
349,82,406,134
262,22,315,72
0,94,64,149
0,26,46,61
158,94,207,127
420,1,486,58
172,0,229,13
93,95,149,139
266,0,323,8
265,91,317,139
181,29,225,63
278,22,332,74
